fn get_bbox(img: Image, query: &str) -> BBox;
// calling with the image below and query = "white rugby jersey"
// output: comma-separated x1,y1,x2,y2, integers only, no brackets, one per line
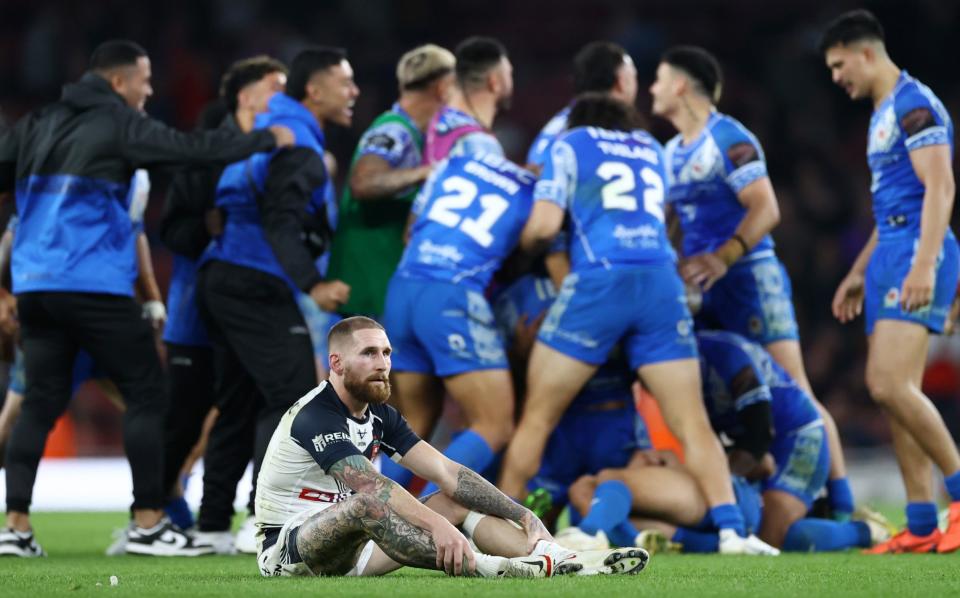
254,381,420,540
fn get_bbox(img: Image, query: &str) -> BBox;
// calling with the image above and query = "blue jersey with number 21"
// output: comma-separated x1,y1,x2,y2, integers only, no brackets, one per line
534,127,674,271
396,153,535,289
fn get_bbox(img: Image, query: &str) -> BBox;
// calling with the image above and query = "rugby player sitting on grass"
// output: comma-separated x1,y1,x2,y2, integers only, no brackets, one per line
253,316,648,578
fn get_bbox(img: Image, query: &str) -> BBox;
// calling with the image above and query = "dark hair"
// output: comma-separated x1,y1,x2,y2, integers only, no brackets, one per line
328,316,385,352
567,92,642,131
219,56,287,113
89,40,148,72
661,45,723,104
573,41,628,94
455,36,507,89
818,9,885,55
286,47,347,101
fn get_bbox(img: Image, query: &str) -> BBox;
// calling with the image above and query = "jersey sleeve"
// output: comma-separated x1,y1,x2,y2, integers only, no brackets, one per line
534,138,576,209
526,110,569,167
290,403,362,473
355,121,416,168
714,121,768,194
379,405,421,462
453,131,504,158
895,85,951,152
411,159,446,217
699,335,772,411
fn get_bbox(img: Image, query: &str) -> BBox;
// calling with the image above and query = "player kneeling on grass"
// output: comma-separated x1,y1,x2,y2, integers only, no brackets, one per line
253,316,648,578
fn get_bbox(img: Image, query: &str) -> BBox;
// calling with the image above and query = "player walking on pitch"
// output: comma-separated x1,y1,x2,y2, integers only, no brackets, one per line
822,9,960,554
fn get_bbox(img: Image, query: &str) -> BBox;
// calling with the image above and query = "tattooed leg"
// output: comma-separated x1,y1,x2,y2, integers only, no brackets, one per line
297,493,441,575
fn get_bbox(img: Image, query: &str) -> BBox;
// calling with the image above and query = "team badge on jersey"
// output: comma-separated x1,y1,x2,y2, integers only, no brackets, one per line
678,138,723,183
868,106,899,154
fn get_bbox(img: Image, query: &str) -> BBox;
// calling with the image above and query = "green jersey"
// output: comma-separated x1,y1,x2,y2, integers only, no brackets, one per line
327,104,424,317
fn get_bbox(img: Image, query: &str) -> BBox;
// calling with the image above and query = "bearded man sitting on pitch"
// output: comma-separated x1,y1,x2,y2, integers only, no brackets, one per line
254,316,648,578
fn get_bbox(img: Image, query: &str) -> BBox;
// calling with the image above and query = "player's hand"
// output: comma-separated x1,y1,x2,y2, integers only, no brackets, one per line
831,271,865,323
680,252,728,291
309,280,351,312
901,262,935,312
520,510,553,554
268,125,296,148
432,519,475,576
142,300,167,331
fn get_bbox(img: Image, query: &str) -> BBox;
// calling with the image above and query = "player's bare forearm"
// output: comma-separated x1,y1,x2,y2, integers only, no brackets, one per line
850,228,878,276
452,465,533,526
351,159,431,200
717,177,780,266
915,180,954,267
330,455,447,533
135,233,162,302
520,200,564,254
296,487,439,573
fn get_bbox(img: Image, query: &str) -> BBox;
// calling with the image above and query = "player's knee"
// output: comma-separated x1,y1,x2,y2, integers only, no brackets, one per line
864,366,903,406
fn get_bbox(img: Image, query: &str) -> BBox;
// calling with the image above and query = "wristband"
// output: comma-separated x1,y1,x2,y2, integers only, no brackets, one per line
731,234,750,256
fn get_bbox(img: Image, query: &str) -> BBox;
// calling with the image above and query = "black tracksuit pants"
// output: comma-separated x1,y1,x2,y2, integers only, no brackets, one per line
6,292,167,513
196,261,316,531
161,343,215,500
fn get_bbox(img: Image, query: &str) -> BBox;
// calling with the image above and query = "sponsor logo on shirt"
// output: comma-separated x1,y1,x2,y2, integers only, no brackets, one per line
312,432,349,453
417,239,465,263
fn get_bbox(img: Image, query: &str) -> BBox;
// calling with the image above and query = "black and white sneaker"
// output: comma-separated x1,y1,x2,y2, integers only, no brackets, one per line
0,528,46,557
125,517,214,557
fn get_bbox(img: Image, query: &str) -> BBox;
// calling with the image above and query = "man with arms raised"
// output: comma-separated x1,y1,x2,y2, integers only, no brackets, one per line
255,316,648,577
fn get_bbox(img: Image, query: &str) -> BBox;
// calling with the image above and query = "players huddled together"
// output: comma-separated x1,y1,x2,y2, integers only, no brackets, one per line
0,7,959,579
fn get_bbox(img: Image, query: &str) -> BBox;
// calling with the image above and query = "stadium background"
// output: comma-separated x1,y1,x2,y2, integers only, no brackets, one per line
0,0,957,488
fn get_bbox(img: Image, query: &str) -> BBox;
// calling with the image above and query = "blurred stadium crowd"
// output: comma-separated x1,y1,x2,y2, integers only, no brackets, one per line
0,0,957,450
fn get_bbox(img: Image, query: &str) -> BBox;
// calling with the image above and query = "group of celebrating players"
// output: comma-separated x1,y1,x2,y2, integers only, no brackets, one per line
1,6,959,580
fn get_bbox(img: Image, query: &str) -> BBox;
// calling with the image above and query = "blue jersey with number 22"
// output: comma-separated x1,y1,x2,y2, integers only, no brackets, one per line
533,127,674,272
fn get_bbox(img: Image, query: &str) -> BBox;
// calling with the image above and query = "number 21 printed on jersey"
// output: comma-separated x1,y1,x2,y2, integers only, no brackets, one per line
426,176,509,248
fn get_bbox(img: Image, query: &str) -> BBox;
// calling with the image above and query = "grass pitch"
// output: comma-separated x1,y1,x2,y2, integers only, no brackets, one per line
2,512,959,597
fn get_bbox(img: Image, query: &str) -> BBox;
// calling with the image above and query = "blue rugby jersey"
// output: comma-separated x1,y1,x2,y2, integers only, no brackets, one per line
664,112,773,259
395,153,534,289
535,126,675,271
867,71,953,243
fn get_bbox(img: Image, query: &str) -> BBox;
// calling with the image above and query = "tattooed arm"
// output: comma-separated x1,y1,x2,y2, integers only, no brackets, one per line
326,454,476,575
401,441,553,551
